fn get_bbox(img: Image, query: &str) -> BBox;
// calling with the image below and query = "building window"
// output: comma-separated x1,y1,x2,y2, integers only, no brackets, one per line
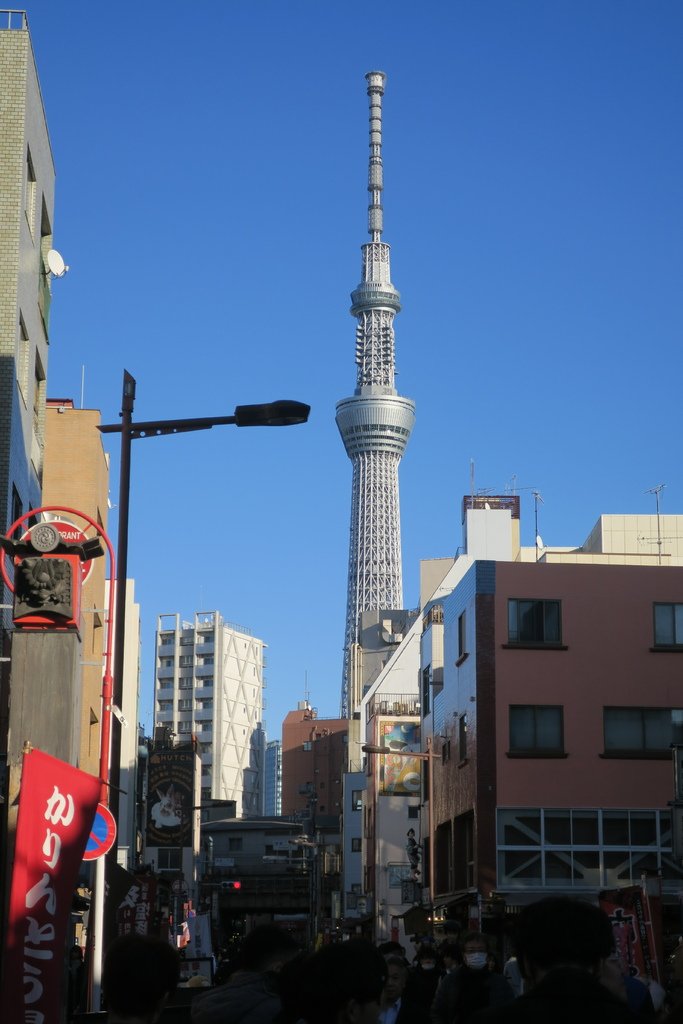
17,317,30,401
458,611,467,659
25,148,36,233
441,738,451,764
228,838,243,852
179,655,193,667
33,353,45,437
654,604,683,647
408,806,419,819
11,485,22,529
388,864,414,888
156,849,181,870
458,714,467,761
497,807,683,889
509,706,564,755
508,599,561,645
351,838,362,853
604,707,683,755
159,632,175,645
422,666,431,715
351,883,362,895
351,790,363,812
178,699,192,711
177,721,192,734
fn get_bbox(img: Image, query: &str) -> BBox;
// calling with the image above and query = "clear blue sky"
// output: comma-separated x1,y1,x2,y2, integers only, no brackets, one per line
24,1,683,737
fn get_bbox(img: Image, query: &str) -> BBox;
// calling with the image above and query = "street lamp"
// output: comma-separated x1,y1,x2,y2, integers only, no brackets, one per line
96,370,310,971
362,737,435,929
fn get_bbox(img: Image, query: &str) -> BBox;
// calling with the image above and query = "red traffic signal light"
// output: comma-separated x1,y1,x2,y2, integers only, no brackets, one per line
220,880,242,891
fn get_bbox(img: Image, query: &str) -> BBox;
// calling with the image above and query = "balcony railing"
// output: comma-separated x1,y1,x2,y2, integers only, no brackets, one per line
366,693,420,721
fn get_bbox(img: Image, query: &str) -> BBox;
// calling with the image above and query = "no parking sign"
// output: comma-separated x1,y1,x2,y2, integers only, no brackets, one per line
83,803,117,861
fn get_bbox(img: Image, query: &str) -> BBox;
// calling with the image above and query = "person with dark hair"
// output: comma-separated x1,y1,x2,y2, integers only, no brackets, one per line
410,943,445,1008
440,940,462,974
431,931,513,1024
102,934,180,1023
278,938,387,1024
472,897,641,1023
380,955,431,1024
192,925,299,1024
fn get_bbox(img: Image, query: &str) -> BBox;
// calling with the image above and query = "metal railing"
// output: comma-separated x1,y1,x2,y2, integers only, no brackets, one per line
0,11,27,30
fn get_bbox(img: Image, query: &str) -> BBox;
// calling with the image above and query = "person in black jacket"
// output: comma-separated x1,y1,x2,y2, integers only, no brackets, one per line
431,932,513,1024
472,897,642,1024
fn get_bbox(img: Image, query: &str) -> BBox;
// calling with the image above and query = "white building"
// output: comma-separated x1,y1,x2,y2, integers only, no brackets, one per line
154,611,266,817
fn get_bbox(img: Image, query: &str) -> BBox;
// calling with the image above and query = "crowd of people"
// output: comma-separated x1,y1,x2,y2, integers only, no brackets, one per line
99,897,682,1023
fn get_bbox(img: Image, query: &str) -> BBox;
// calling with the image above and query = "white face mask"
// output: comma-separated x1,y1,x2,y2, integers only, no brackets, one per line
465,952,488,970
420,962,436,971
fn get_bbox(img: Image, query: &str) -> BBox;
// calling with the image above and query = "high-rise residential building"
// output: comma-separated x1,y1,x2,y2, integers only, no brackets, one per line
154,611,266,817
336,72,415,718
0,12,55,631
264,739,282,816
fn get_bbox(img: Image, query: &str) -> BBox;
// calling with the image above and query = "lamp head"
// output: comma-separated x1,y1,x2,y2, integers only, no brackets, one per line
234,400,310,427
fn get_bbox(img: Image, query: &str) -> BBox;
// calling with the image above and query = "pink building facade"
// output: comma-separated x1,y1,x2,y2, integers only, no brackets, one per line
425,558,683,928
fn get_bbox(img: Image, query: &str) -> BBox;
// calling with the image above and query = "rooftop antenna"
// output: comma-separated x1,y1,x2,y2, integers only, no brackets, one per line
470,459,475,504
80,365,85,409
645,484,665,565
532,490,544,561
303,670,310,708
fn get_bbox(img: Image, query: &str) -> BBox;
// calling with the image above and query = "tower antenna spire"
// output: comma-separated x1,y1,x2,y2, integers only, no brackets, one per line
336,73,415,718
366,71,385,242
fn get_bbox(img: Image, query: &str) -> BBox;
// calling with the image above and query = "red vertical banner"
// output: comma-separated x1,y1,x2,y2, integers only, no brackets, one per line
1,749,101,1023
599,885,660,982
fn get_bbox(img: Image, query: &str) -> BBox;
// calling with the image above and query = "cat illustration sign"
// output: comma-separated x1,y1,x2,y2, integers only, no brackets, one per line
83,803,117,861
146,748,194,848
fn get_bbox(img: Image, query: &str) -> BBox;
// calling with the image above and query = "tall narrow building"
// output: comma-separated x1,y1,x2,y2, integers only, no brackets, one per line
336,72,415,717
154,612,266,817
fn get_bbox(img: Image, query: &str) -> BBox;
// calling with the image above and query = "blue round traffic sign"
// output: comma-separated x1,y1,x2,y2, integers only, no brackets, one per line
83,803,117,861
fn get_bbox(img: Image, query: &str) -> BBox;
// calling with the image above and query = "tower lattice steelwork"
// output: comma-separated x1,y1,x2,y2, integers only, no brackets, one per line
336,71,415,718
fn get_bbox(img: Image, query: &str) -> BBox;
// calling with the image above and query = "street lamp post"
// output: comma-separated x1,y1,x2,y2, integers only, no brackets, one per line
362,737,435,933
96,370,309,976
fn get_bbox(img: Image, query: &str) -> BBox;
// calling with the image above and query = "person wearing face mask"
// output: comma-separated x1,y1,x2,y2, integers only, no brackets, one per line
409,944,445,1009
431,932,514,1024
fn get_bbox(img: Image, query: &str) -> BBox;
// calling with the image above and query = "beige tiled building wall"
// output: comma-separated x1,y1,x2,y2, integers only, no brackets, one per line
43,401,110,776
0,16,54,533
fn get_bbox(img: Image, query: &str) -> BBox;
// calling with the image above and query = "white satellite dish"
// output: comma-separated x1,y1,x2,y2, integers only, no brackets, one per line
46,249,69,277
536,534,545,549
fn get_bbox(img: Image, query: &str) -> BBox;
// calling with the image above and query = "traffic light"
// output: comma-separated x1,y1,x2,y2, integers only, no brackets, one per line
220,880,242,891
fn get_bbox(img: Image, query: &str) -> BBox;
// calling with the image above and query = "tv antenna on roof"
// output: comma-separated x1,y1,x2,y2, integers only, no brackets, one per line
532,490,544,562
645,483,665,565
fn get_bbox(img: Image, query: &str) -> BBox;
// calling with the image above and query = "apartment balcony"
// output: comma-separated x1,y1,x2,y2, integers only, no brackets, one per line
195,663,215,676
366,693,421,721
157,710,174,723
156,687,174,701
157,665,175,680
194,686,214,700
194,707,214,722
157,643,176,656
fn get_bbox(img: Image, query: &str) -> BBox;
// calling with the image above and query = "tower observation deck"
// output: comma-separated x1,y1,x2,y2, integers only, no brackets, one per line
336,71,415,718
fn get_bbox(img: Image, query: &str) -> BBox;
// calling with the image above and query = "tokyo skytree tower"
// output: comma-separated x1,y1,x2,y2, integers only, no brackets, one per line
336,71,415,718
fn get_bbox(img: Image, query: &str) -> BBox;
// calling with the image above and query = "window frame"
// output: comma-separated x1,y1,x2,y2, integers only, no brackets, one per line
653,603,683,649
603,706,683,758
508,705,565,758
507,598,564,647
